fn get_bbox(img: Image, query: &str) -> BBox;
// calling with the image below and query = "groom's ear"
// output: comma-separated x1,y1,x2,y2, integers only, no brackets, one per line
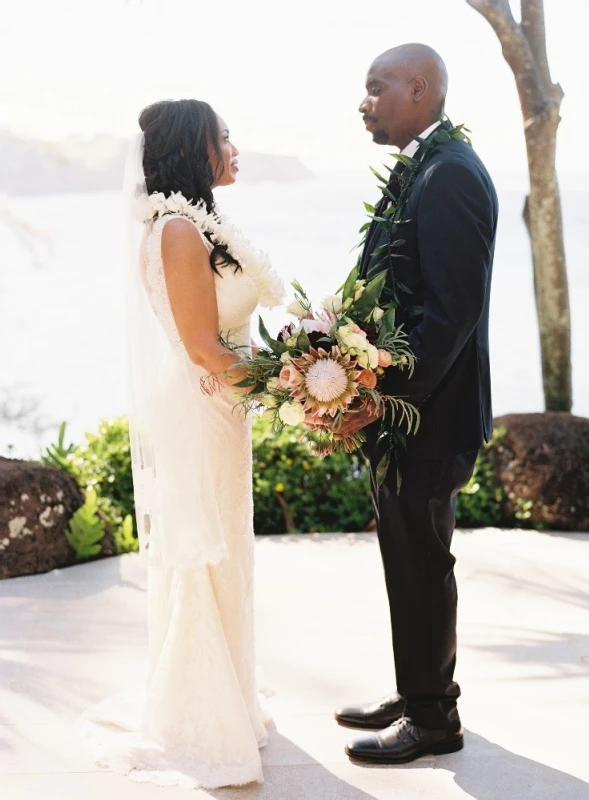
411,76,428,103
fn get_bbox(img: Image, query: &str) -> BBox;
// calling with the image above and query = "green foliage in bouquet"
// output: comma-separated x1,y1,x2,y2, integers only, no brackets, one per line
224,266,421,492
41,418,138,555
65,488,106,559
252,415,372,535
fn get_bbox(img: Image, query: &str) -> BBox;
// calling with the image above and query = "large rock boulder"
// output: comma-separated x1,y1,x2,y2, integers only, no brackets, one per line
488,413,589,531
0,458,115,579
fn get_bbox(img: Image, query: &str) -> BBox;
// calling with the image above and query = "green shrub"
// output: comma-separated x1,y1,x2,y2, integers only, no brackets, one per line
43,416,511,543
42,417,138,554
455,429,505,528
252,417,372,534
65,489,106,559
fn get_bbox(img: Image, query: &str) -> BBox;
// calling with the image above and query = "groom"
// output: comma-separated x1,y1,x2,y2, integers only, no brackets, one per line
334,44,498,763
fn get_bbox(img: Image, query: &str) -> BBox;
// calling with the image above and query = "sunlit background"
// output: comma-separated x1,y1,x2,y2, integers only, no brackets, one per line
1,0,588,455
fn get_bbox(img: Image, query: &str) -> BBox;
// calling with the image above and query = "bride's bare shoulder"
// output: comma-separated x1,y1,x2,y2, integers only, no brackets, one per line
160,216,210,270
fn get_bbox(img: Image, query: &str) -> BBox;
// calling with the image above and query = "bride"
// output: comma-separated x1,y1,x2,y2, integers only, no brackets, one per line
79,99,285,789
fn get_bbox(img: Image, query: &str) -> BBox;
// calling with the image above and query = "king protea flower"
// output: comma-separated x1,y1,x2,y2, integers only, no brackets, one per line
290,347,361,418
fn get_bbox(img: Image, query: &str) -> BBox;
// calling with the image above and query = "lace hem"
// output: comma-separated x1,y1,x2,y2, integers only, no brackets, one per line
78,717,266,790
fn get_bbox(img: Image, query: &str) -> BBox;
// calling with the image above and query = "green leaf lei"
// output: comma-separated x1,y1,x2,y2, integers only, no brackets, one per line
359,119,472,314
358,118,472,489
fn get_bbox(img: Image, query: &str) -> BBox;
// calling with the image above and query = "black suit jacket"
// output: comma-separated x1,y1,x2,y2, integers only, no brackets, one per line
361,139,498,459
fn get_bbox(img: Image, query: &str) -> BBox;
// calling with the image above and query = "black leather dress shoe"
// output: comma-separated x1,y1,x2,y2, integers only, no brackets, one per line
345,716,464,764
334,693,406,730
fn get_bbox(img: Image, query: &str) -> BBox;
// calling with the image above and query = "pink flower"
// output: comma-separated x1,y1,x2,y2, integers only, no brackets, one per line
279,364,303,390
296,314,333,337
378,349,393,368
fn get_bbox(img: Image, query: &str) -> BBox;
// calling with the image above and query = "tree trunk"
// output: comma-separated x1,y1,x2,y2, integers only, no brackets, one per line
467,0,572,411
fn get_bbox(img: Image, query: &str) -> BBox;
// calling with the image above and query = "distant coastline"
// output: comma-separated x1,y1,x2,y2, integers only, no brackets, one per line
3,131,317,195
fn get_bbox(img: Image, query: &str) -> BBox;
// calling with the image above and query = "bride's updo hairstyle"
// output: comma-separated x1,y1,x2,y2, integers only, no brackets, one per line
139,98,241,275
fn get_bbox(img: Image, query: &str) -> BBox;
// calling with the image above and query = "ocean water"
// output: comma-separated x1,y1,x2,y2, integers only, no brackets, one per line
1,170,588,457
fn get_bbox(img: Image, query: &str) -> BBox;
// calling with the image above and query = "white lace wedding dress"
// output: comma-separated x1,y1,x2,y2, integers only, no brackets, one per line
78,212,282,790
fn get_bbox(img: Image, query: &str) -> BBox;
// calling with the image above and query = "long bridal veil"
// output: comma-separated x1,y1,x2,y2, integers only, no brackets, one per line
122,133,228,571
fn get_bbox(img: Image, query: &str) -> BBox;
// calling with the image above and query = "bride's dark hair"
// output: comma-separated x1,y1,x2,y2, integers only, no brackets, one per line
139,98,241,275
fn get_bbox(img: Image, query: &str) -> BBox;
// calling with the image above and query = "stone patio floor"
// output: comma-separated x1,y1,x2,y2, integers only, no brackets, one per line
1,529,589,799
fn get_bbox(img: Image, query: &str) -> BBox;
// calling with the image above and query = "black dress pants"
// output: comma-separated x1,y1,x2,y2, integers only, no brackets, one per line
364,438,478,729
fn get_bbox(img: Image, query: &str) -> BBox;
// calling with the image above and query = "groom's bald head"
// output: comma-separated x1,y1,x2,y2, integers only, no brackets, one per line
359,44,448,149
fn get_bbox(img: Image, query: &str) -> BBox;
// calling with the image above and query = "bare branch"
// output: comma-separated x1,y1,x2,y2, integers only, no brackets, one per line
521,0,553,92
467,0,547,122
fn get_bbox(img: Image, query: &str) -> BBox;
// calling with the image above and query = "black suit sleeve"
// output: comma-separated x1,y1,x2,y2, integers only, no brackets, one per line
381,160,495,405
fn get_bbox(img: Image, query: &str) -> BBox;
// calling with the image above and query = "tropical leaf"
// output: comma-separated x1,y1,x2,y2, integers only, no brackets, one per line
376,452,390,486
259,316,287,356
353,271,387,319
378,306,397,338
392,154,418,168
342,264,359,302
296,328,311,351
369,165,388,184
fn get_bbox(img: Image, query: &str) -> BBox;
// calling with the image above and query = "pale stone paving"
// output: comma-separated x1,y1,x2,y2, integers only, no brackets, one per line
1,529,588,799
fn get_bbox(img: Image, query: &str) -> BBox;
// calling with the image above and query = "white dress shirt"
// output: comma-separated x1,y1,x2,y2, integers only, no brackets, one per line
400,121,442,159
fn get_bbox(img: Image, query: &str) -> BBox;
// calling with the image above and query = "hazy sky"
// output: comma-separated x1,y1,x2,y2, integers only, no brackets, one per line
1,0,587,173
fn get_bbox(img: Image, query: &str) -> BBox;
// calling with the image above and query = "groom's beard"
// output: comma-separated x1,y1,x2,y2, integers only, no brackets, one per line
372,129,389,145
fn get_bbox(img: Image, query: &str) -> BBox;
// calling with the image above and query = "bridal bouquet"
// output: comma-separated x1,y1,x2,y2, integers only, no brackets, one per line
227,266,420,485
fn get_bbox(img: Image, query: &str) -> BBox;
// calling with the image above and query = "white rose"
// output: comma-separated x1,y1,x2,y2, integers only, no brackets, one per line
280,351,293,363
367,343,379,370
343,332,370,352
286,298,308,319
258,394,277,407
356,351,369,368
321,294,343,315
278,401,306,426
372,307,385,323
266,377,280,391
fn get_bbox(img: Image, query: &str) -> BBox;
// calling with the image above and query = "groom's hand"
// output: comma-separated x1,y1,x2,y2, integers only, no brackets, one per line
333,405,383,438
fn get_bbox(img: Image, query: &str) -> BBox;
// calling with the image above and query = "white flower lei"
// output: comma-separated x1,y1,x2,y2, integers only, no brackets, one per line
136,190,285,309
